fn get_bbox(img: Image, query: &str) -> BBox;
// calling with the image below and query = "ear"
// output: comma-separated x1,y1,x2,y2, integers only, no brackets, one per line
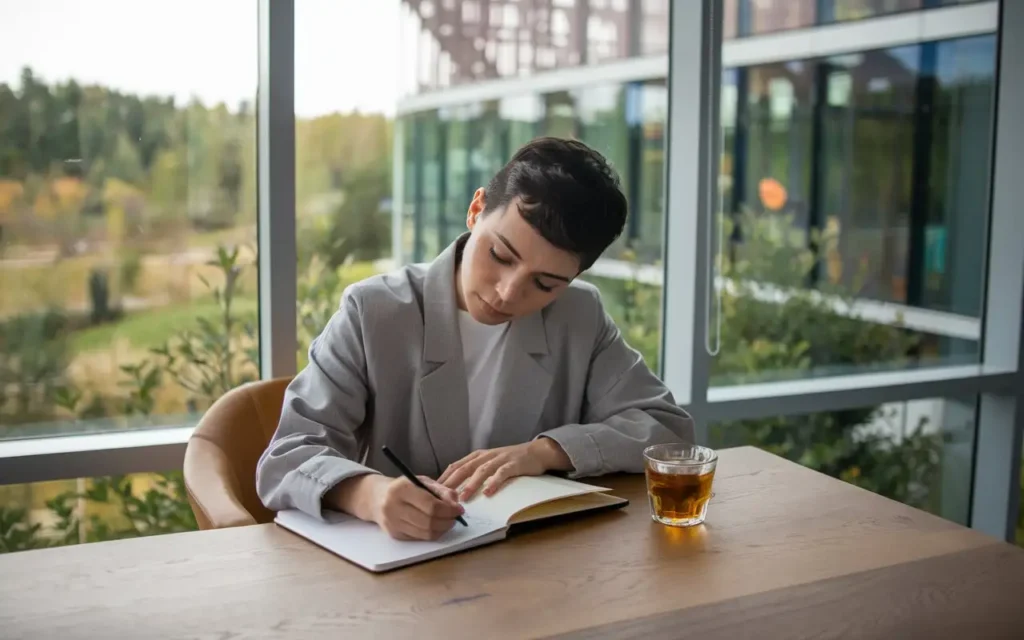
466,188,486,230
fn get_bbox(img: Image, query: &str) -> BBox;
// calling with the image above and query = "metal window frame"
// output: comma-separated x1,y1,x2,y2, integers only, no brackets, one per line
257,0,297,381
969,0,1024,541
1,0,1021,543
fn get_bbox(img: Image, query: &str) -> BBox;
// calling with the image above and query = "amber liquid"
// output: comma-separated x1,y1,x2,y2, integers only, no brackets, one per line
645,468,715,526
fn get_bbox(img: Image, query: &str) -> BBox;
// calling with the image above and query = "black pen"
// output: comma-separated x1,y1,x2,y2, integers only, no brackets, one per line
381,445,468,526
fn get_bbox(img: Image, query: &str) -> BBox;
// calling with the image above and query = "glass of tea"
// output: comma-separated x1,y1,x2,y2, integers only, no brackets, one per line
643,443,717,527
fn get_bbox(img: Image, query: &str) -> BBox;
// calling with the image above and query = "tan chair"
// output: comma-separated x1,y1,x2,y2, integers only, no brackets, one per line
183,377,292,530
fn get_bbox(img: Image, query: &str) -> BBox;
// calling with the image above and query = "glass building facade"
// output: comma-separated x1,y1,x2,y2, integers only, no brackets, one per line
397,2,997,374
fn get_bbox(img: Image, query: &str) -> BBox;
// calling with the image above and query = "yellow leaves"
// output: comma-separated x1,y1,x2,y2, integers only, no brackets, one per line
33,189,57,220
0,179,25,223
32,177,89,221
102,177,142,208
52,177,88,212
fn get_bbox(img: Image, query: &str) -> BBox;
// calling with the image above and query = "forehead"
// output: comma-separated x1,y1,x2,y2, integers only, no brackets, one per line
486,202,580,274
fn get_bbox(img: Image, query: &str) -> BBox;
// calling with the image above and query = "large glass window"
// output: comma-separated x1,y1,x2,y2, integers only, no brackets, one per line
746,0,817,35
830,0,922,22
399,0,655,94
1,471,194,551
715,36,997,386
399,94,546,264
0,1,258,440
710,395,979,525
294,0,399,363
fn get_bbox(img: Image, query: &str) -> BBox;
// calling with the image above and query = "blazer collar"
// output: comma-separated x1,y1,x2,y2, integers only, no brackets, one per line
422,232,549,363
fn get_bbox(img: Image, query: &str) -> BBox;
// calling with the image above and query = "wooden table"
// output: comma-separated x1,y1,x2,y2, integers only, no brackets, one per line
2,446,1024,639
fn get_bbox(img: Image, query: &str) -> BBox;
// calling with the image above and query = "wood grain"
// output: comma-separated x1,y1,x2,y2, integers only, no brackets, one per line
551,543,1024,639
0,446,1019,640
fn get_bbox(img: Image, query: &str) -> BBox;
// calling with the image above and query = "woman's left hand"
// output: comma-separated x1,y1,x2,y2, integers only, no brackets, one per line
439,438,573,501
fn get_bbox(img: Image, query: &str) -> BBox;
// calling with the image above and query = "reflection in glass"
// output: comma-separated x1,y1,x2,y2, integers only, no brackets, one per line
715,36,996,385
821,46,919,306
830,0,922,22
401,0,666,94
926,35,996,317
746,0,816,34
710,395,978,525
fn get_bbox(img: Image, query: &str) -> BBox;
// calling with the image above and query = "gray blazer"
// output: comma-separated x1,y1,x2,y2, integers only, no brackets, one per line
256,235,695,518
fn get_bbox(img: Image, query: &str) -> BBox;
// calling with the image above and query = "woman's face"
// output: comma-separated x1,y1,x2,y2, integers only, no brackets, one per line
457,189,580,324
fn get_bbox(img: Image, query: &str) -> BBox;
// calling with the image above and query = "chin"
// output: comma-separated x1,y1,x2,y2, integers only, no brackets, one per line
471,295,513,324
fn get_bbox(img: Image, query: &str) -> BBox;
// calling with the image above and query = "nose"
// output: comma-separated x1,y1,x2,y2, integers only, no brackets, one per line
495,274,522,306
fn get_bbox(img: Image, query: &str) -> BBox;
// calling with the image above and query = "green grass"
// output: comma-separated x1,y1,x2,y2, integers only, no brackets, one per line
186,226,256,249
70,297,258,355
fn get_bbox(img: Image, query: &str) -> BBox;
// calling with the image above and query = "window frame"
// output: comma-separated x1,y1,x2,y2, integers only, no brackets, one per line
1,0,1019,543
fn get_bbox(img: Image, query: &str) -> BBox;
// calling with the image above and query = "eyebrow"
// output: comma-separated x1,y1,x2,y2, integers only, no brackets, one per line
495,232,573,282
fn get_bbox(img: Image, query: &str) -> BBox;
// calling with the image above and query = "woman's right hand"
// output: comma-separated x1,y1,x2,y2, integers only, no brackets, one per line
326,474,464,540
360,474,465,540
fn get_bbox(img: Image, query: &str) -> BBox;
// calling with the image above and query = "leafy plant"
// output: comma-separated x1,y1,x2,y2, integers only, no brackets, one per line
0,506,48,553
142,244,259,413
0,309,72,425
47,474,197,543
614,208,940,512
0,243,258,553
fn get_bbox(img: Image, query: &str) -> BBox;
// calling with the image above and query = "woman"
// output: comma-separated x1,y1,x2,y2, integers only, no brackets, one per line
256,138,694,540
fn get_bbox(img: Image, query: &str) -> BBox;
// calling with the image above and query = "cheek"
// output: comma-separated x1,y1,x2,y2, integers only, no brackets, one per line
466,248,495,287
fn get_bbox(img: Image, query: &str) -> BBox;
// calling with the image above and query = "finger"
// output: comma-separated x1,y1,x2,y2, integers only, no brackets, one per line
483,462,518,497
439,450,486,484
441,453,493,491
460,457,506,501
422,478,461,508
397,507,456,541
439,453,478,484
396,502,433,531
401,482,464,519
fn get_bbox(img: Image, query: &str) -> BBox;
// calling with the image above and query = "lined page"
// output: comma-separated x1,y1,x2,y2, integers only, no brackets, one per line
462,475,609,524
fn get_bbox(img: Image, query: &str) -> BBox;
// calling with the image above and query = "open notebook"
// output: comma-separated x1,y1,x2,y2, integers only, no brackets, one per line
274,475,627,572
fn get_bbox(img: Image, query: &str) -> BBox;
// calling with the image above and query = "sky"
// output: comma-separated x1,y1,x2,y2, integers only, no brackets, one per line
0,0,404,117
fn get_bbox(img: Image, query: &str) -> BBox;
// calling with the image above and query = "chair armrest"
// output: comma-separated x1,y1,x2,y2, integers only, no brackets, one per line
184,435,259,530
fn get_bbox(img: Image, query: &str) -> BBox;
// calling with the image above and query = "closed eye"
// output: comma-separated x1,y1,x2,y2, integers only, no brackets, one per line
534,279,554,293
489,246,512,266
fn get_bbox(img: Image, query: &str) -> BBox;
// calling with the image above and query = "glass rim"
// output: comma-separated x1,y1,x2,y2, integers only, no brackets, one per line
642,443,718,467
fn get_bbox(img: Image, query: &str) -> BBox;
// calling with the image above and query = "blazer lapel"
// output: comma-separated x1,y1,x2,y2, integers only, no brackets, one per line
486,309,554,448
419,236,472,475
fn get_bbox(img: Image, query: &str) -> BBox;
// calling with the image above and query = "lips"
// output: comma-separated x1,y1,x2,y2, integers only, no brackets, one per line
478,295,511,318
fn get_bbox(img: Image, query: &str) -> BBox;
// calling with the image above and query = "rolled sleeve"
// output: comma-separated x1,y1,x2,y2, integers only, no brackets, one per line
536,425,606,478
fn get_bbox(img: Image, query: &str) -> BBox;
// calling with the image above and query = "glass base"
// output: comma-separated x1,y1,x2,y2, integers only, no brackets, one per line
651,513,706,527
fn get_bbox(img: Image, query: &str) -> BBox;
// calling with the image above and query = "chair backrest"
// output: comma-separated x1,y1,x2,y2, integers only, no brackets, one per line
183,377,292,530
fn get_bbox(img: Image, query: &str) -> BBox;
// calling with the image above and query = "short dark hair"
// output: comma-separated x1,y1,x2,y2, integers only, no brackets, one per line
482,137,627,272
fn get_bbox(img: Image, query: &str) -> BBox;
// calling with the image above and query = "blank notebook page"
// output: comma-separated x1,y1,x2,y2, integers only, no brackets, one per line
461,475,609,524
276,510,506,572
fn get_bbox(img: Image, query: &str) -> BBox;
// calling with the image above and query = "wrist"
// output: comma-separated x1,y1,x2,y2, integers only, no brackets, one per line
530,437,574,472
324,473,388,522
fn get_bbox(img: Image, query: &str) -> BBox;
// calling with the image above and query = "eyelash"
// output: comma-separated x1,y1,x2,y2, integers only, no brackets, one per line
489,247,554,293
